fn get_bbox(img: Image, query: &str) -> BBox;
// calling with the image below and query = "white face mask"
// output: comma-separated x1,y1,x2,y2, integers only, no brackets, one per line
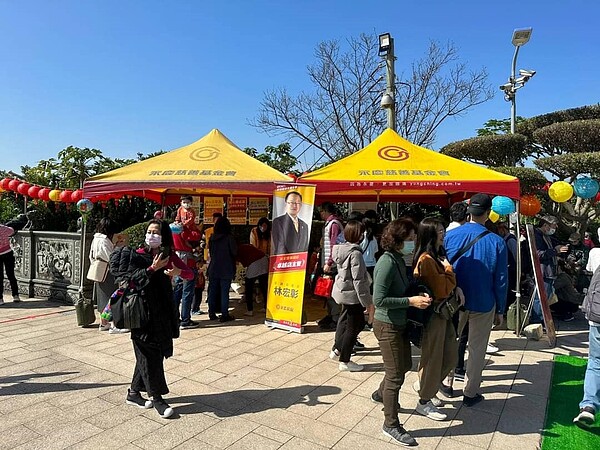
145,233,162,248
546,228,556,236
181,202,191,209
402,240,415,255
260,225,268,232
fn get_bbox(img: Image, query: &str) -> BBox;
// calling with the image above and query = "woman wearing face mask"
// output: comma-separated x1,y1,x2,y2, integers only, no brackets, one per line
329,220,374,372
250,217,271,256
412,218,464,421
109,220,193,419
370,218,431,447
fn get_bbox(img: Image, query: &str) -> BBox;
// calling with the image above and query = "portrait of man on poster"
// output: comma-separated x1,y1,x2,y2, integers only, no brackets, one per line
271,191,310,255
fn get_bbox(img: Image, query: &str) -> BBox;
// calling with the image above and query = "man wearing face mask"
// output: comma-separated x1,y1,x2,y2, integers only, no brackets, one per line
445,193,508,407
532,215,569,324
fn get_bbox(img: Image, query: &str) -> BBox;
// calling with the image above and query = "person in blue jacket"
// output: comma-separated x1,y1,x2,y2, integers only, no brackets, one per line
444,193,508,407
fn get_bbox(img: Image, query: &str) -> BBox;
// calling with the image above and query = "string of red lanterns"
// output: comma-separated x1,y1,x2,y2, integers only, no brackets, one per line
0,177,111,203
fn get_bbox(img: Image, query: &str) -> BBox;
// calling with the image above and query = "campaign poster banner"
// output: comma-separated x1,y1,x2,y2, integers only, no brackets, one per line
204,197,224,223
266,184,316,333
248,198,269,224
228,197,248,225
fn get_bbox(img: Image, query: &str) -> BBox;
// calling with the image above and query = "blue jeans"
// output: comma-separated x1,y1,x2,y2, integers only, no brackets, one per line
531,279,554,324
208,277,232,317
173,271,196,323
580,324,600,412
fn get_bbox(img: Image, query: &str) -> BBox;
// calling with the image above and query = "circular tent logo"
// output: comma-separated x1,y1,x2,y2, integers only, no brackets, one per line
378,145,409,161
190,146,220,161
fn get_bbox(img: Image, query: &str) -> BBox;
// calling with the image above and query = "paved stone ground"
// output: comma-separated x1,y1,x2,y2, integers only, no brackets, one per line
0,294,590,450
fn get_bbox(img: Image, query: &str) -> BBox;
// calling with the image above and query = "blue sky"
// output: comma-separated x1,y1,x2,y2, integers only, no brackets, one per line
1,0,598,174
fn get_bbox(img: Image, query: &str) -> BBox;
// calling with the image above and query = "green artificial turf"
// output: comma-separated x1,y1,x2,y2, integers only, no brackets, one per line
542,354,600,449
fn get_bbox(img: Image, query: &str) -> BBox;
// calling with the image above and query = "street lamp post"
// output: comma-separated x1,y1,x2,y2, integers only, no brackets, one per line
500,28,535,134
378,33,396,131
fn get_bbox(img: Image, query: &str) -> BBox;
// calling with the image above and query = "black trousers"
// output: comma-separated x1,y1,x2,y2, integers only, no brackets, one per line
334,304,366,362
131,338,169,398
245,273,268,312
0,251,19,297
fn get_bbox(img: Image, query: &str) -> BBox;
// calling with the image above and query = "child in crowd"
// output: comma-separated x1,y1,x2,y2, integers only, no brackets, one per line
175,195,201,245
192,259,206,315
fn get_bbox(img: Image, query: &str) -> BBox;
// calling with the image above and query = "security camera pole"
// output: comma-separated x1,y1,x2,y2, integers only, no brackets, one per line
502,28,534,134
378,33,396,131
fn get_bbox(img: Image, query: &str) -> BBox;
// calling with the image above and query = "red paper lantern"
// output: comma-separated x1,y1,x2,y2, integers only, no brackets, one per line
17,182,31,195
59,190,73,203
27,185,41,199
38,188,51,202
71,189,83,202
8,179,20,191
0,178,11,190
520,195,542,217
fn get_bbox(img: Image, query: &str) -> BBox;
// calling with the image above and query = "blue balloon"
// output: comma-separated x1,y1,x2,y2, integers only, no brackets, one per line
169,222,183,234
491,196,515,215
573,177,599,199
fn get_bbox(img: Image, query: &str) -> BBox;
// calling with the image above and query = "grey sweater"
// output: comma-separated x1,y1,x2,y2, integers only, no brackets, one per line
331,243,373,307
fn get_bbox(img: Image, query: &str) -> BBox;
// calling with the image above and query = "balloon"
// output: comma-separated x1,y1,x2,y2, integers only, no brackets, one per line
71,189,83,202
489,210,500,223
169,222,183,234
520,195,542,217
492,196,515,215
48,189,61,202
27,185,41,199
38,188,51,202
59,190,73,203
17,182,31,196
573,177,599,199
548,181,573,203
0,178,11,190
76,198,94,214
8,179,20,191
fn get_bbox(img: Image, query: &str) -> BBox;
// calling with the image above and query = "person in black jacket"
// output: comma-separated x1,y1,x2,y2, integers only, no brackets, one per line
110,220,193,419
207,217,238,322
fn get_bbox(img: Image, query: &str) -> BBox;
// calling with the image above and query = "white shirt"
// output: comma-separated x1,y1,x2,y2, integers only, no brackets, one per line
587,248,600,273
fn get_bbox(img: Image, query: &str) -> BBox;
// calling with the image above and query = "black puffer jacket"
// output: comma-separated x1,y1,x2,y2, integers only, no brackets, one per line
109,246,180,357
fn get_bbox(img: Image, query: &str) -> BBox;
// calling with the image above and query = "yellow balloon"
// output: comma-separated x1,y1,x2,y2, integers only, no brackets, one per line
548,181,574,203
49,189,61,202
489,210,500,223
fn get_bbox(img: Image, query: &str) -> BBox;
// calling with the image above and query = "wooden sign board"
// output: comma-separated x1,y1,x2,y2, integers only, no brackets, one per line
526,224,556,347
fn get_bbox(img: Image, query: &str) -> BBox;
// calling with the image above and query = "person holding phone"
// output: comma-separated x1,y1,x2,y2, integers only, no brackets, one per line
110,220,193,419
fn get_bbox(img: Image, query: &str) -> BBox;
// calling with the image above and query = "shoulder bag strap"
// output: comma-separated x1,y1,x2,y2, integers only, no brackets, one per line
449,230,491,265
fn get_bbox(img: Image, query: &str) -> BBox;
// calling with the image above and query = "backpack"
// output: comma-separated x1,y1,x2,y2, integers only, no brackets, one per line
582,266,600,323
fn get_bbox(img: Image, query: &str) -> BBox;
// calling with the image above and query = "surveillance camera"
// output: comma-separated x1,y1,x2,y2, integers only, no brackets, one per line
380,93,394,109
499,82,512,91
519,69,536,77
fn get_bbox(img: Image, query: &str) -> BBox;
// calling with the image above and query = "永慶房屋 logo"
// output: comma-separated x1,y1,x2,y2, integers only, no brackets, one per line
190,146,220,161
378,146,409,161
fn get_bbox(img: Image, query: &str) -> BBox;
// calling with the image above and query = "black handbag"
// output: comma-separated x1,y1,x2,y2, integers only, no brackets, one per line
435,290,461,320
110,280,148,330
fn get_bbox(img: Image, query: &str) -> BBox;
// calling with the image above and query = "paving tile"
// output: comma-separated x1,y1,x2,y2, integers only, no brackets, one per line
226,431,283,450
13,420,103,450
278,436,329,450
446,406,500,449
253,425,293,444
0,424,40,449
318,393,377,429
194,416,259,449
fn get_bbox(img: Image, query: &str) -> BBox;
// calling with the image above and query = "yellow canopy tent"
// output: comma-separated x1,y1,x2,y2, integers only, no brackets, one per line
83,129,293,203
298,128,520,204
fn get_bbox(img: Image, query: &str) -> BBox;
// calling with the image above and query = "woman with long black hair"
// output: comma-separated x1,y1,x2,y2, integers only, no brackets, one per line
110,219,193,419
412,217,463,421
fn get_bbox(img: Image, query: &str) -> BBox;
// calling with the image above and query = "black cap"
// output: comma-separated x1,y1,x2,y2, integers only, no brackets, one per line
467,193,492,216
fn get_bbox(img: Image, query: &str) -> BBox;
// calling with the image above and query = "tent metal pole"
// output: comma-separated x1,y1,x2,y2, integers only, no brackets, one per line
514,203,522,336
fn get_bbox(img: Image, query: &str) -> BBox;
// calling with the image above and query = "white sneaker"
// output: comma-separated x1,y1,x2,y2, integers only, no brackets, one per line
109,327,130,334
99,323,111,332
244,310,254,317
339,361,363,372
12,295,21,302
486,343,499,354
416,400,447,421
412,380,443,407
329,349,340,361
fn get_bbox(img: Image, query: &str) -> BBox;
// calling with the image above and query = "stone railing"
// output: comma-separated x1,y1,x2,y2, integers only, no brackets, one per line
6,230,93,304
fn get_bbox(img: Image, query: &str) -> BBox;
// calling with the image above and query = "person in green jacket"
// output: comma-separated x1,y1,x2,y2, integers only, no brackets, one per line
370,218,432,447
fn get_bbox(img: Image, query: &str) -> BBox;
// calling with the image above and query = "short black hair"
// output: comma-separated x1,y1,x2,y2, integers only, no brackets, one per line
180,195,192,202
285,191,302,202
449,202,468,222
320,201,336,214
